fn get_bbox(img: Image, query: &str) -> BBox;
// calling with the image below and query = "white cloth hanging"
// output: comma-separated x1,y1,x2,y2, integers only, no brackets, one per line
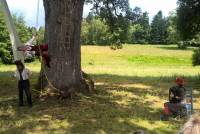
0,0,24,62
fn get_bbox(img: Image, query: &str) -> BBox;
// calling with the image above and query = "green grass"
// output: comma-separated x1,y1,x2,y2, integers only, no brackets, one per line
0,45,200,134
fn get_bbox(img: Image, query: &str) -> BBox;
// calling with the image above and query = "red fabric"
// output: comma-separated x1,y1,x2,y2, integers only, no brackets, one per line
164,105,170,115
175,77,184,86
42,53,51,63
30,44,48,52
31,44,50,67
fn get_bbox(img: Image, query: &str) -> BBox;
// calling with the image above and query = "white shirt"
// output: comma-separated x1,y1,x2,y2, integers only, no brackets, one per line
14,68,32,80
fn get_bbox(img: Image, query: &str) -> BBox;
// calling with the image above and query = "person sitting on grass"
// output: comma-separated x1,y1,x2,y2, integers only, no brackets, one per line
162,77,186,119
14,60,33,107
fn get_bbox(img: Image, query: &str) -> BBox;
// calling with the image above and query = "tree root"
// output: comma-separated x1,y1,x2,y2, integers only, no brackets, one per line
36,70,95,100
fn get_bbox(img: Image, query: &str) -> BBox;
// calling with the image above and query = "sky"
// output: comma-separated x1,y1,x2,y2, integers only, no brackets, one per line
5,0,178,27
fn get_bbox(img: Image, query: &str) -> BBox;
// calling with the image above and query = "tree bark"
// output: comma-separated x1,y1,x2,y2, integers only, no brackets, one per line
42,0,85,91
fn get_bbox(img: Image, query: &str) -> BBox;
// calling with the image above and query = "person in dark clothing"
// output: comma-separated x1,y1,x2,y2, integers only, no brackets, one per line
14,60,33,107
162,77,186,119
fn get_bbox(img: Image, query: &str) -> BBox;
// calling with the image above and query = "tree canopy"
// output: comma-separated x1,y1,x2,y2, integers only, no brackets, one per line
177,0,200,40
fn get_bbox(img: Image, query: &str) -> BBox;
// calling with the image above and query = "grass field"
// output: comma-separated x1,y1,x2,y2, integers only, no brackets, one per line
0,45,200,134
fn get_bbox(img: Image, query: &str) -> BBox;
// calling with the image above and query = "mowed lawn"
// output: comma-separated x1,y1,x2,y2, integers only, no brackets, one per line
0,45,200,134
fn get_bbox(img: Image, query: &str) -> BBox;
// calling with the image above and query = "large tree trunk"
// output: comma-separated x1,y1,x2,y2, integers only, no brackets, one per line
42,0,85,91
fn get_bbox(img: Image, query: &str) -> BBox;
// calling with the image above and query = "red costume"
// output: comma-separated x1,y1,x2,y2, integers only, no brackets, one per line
18,44,51,67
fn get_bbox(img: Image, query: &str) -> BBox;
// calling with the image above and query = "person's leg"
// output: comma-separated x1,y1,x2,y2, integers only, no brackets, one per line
18,81,24,106
180,103,187,117
164,102,171,115
23,80,33,107
161,102,170,121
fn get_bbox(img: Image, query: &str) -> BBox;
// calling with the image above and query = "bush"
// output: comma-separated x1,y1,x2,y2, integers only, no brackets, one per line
81,18,111,45
25,56,35,63
190,34,200,47
192,48,200,66
0,43,13,64
177,41,188,49
110,39,123,50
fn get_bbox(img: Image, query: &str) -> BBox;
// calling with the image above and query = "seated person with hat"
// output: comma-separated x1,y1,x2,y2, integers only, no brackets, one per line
162,77,187,119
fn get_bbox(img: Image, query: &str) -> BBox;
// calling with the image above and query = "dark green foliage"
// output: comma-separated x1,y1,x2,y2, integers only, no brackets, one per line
110,39,123,50
81,17,111,45
190,34,200,47
166,12,180,44
127,7,150,44
150,11,168,44
177,0,200,40
0,12,12,64
192,48,200,66
177,41,188,49
0,42,13,64
177,0,200,66
84,2,182,45
87,0,130,44
0,12,34,64
13,14,32,43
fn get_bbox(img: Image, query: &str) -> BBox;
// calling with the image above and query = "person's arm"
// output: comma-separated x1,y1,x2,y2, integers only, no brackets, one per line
13,70,19,80
13,70,17,78
25,35,36,46
169,88,172,101
179,88,185,101
26,68,32,78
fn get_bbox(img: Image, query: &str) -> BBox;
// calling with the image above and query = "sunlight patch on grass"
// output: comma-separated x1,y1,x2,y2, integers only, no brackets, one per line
127,55,191,65
130,119,177,133
144,94,164,109
117,83,151,89
94,129,107,134
108,90,137,106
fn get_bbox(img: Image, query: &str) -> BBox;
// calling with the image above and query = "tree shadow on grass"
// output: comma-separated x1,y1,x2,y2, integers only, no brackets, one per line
0,71,200,134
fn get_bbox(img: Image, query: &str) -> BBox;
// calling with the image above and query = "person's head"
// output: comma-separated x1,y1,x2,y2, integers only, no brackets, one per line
182,114,200,134
14,60,24,71
175,77,184,86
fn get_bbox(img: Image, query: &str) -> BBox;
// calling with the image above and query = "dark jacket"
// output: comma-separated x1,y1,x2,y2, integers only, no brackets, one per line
169,86,185,103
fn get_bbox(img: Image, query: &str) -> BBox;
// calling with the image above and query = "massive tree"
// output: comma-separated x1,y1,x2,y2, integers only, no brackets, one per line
41,0,130,92
177,0,200,40
42,0,85,91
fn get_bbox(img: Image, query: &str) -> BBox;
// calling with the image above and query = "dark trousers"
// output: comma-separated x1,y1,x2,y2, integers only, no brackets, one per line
18,80,32,106
164,102,186,116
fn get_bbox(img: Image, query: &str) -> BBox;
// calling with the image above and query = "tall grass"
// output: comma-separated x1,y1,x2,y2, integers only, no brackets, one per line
0,45,200,134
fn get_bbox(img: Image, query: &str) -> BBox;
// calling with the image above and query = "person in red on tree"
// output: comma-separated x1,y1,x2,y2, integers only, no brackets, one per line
18,36,51,68
30,44,51,68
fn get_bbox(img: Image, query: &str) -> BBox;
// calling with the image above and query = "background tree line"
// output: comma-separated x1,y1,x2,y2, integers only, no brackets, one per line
0,0,200,65
81,7,181,45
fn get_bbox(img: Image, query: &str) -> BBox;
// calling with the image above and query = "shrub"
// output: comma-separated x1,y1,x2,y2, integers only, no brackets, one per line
0,43,13,64
25,57,35,63
192,48,200,66
110,39,123,50
190,34,200,47
177,41,188,49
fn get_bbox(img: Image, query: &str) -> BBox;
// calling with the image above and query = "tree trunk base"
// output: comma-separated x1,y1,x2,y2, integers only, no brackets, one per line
36,71,95,100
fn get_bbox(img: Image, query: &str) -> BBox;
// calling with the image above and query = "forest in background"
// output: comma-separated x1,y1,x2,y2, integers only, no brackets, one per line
0,0,200,64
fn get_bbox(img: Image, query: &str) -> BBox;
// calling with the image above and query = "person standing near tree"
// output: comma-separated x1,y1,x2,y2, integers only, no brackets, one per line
14,60,33,107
